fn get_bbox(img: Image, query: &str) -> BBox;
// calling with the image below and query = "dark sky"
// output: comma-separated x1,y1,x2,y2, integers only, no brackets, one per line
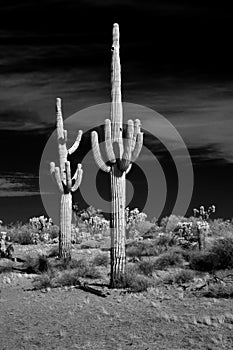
1,0,233,223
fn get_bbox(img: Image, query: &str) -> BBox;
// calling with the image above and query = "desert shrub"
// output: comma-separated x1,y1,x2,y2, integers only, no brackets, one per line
80,240,100,249
113,267,153,292
67,259,101,278
9,224,35,245
126,240,159,259
137,259,155,276
142,225,161,240
153,249,184,269
190,238,233,272
202,284,233,298
209,219,233,238
0,263,13,274
189,251,218,272
33,273,54,289
163,269,195,285
160,215,186,233
23,254,50,274
155,233,177,249
54,270,81,287
91,253,109,267
46,246,59,258
210,237,233,269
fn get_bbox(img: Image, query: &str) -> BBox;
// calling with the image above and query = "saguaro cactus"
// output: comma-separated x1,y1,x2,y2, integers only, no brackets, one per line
91,23,143,287
50,98,83,260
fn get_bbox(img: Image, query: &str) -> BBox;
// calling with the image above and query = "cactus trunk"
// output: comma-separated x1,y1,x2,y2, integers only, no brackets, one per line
59,193,72,260
110,165,126,286
50,98,83,262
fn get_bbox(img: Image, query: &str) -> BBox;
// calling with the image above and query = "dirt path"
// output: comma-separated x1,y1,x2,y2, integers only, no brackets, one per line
1,272,233,350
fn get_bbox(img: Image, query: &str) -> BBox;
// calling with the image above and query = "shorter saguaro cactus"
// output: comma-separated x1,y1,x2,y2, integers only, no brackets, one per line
50,98,83,260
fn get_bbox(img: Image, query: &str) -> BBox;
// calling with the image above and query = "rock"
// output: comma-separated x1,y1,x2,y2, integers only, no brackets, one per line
202,316,212,326
215,315,225,324
224,313,233,324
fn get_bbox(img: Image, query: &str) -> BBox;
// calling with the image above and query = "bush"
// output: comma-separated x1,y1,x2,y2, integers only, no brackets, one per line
33,260,101,289
202,284,233,298
153,249,184,270
126,240,159,259
209,219,233,238
189,251,218,272
80,240,100,249
9,224,35,245
137,260,155,276
46,246,59,258
113,267,153,292
160,215,186,233
23,254,50,274
163,269,195,285
91,253,109,267
190,238,233,272
33,273,54,289
211,237,233,269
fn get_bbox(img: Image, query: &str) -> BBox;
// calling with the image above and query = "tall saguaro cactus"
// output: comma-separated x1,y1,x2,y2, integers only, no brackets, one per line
50,98,83,260
91,23,143,287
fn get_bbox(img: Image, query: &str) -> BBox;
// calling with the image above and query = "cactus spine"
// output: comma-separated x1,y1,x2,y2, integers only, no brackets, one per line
50,98,83,260
91,24,143,287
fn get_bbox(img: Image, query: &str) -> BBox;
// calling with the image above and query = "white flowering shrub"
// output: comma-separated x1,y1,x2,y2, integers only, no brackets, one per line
173,221,198,249
84,215,110,237
28,216,58,244
125,207,147,240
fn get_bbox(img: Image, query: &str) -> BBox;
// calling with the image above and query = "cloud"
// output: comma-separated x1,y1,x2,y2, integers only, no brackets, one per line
0,172,39,196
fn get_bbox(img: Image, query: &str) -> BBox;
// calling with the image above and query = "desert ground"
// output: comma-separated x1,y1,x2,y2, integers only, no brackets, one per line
1,242,233,350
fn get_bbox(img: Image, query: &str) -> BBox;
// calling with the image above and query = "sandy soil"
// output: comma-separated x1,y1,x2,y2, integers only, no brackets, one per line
0,245,233,350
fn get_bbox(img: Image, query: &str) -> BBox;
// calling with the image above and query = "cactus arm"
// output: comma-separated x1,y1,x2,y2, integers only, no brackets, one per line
63,130,68,143
120,119,134,171
125,163,132,174
131,131,143,163
132,119,140,146
71,164,83,192
105,119,116,163
91,131,111,172
50,162,64,193
68,130,83,155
